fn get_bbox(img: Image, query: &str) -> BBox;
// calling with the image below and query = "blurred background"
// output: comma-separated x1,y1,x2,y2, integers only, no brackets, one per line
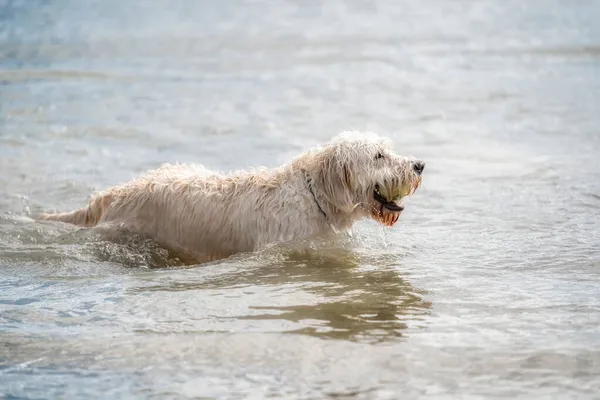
1,0,600,398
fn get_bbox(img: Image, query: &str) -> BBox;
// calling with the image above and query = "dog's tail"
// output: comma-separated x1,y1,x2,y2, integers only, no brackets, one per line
39,194,113,227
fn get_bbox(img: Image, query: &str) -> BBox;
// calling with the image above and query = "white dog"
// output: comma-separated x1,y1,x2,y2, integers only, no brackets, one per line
40,131,425,263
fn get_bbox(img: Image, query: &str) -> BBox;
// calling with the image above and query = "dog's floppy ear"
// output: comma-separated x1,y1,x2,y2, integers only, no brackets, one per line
314,146,356,213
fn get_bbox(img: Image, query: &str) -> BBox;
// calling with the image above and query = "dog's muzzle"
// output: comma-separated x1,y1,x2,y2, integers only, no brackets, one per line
373,185,404,212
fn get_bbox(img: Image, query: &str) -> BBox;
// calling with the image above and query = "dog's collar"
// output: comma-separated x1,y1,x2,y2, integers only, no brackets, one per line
302,169,328,221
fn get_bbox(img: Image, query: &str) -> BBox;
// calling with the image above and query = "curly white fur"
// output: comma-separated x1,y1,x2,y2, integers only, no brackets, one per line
40,131,425,263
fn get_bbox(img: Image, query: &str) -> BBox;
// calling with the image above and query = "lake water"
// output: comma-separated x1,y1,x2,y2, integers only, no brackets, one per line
1,0,600,398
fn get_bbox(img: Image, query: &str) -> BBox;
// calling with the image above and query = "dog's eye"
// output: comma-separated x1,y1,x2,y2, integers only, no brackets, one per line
375,152,384,160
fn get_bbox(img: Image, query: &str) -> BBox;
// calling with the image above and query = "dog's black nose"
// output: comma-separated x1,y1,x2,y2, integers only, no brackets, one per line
413,161,425,175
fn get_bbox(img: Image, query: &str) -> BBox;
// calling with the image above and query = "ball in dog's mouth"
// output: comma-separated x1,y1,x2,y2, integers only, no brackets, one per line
372,183,415,227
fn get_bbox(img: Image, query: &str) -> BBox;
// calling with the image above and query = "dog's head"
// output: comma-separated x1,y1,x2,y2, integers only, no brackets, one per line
311,131,424,227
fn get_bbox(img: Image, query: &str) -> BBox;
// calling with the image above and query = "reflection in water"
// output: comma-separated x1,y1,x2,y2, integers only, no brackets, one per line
134,241,432,343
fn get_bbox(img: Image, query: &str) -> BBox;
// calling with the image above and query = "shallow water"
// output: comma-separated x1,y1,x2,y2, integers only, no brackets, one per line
2,0,600,398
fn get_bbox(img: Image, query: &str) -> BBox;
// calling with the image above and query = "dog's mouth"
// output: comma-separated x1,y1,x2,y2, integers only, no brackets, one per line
374,186,404,212
372,179,422,227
